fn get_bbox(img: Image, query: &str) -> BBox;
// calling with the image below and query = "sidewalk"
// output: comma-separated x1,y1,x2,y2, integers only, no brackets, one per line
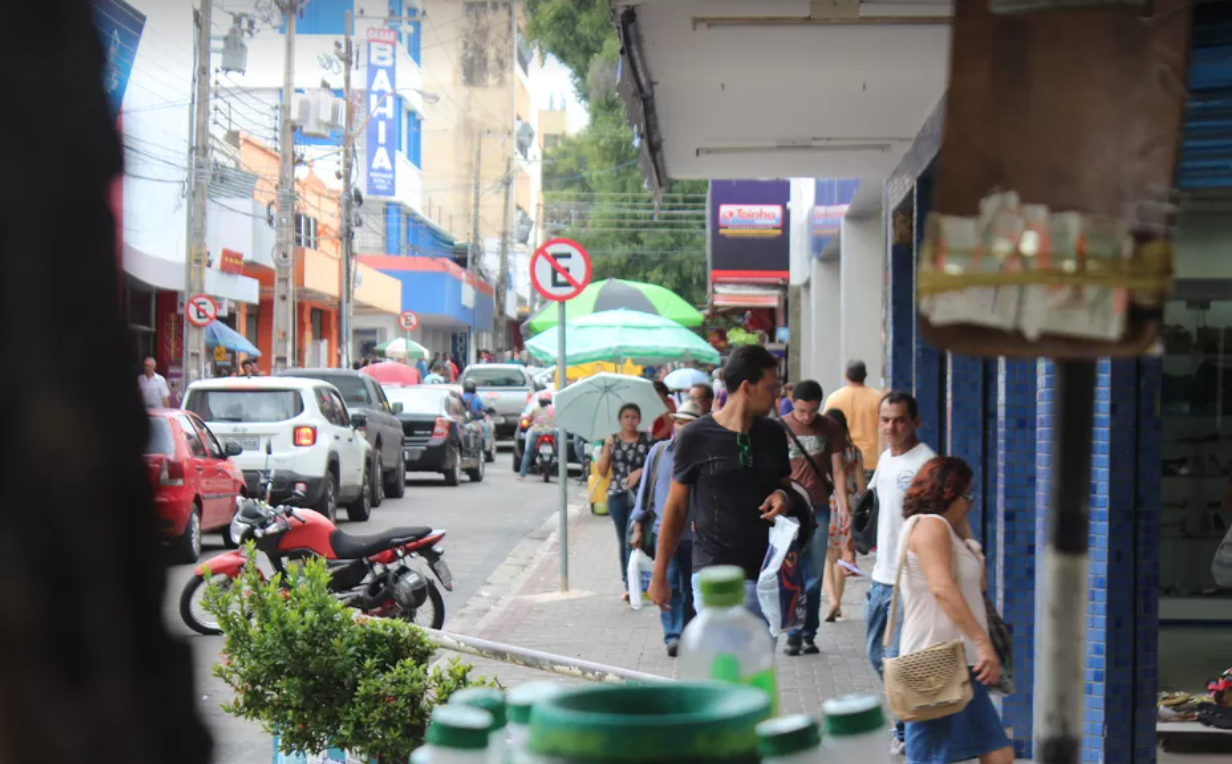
445,498,882,712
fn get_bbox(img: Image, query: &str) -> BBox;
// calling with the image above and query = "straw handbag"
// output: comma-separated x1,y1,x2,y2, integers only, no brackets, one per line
882,516,973,722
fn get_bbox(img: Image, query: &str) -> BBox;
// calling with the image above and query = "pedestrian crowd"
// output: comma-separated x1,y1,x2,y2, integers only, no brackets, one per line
595,347,1013,764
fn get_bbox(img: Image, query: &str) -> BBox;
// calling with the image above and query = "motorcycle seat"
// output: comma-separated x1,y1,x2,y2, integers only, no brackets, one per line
331,526,434,559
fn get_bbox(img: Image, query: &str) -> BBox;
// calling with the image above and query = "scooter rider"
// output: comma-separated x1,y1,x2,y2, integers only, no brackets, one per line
460,379,486,417
517,391,556,480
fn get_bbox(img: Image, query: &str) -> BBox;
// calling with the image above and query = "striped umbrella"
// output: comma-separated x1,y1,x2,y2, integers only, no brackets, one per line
522,278,703,336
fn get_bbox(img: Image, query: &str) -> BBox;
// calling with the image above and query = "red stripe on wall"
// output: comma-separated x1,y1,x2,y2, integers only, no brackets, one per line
357,254,495,296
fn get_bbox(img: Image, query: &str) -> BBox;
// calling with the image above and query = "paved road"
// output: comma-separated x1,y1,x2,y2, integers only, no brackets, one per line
164,445,576,764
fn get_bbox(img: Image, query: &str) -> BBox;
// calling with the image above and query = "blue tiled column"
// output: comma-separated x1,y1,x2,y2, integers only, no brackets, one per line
996,357,1039,757
1035,359,1159,764
886,209,914,393
947,353,986,540
984,359,1001,594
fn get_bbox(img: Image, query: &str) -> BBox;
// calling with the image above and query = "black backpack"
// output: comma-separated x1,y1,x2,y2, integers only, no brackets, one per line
852,480,879,556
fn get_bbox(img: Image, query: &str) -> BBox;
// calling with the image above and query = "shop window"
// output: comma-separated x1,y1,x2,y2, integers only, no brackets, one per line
295,213,319,250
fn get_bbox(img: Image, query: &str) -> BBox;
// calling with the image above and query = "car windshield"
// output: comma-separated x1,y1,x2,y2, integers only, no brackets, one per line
146,416,176,456
462,368,526,387
185,389,305,422
385,388,448,415
311,375,370,406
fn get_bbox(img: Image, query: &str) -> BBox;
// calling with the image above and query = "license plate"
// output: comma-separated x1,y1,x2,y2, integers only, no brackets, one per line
491,415,504,424
404,448,424,461
227,436,260,451
430,558,454,591
538,445,554,455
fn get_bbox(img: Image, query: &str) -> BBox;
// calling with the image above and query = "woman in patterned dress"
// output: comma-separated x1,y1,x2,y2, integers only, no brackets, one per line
597,403,653,601
822,408,866,621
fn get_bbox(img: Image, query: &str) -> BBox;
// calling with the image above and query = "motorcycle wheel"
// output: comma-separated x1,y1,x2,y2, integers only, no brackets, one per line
179,572,234,636
542,464,551,483
400,579,446,629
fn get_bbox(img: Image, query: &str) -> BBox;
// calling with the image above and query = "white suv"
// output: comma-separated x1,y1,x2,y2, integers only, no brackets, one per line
183,377,374,523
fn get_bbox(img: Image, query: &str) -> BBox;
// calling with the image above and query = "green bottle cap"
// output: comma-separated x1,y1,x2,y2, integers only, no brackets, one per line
427,705,493,750
507,682,565,726
529,682,771,761
698,566,744,608
757,715,821,758
822,695,886,737
450,687,507,730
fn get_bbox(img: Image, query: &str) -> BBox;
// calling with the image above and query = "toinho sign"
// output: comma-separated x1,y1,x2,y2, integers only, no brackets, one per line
398,311,419,331
185,293,218,328
530,238,592,302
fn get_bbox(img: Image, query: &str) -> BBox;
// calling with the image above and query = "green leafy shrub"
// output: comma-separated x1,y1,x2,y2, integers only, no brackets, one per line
204,550,490,762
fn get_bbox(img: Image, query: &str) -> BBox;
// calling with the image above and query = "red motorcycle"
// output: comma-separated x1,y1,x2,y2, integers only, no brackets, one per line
531,431,558,483
179,465,451,635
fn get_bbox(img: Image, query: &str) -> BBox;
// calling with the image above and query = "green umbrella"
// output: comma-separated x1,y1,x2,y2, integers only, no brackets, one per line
374,337,429,360
522,278,703,336
525,309,721,366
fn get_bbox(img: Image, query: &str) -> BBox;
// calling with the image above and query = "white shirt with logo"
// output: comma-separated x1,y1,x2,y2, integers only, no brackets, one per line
138,373,170,409
870,441,937,585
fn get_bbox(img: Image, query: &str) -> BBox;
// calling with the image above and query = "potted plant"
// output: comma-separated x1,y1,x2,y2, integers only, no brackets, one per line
204,552,490,763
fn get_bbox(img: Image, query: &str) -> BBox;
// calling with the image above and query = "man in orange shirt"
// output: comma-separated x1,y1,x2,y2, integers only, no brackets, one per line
823,360,882,471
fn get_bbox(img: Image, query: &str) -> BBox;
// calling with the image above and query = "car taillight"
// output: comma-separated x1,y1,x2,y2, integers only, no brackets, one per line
431,417,450,440
293,426,317,447
160,459,185,486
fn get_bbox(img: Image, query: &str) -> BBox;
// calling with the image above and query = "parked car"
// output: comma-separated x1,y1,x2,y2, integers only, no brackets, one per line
385,386,485,486
278,368,406,503
458,364,539,439
183,377,374,523
511,391,585,472
145,409,247,563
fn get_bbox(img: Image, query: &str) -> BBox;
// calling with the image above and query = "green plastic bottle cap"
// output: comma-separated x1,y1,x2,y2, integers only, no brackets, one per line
822,695,886,737
507,682,565,726
450,687,508,729
427,705,493,750
757,714,821,758
698,566,745,608
529,682,771,761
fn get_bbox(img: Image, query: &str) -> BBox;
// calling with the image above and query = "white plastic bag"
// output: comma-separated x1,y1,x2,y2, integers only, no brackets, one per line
757,516,805,637
1213,525,1232,589
627,549,654,611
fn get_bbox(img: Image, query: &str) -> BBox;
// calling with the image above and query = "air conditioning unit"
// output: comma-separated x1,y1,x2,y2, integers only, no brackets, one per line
297,89,344,138
515,210,534,245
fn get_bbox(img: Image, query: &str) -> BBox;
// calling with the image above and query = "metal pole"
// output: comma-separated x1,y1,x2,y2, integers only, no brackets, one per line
183,0,212,385
468,135,483,365
272,1,298,372
1034,360,1095,764
557,299,568,591
495,156,514,352
338,11,354,369
423,629,669,685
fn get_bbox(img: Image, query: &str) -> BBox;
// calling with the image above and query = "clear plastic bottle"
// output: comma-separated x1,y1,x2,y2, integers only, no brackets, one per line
418,705,493,764
757,714,824,764
505,682,565,759
449,687,508,764
821,695,891,764
678,565,777,708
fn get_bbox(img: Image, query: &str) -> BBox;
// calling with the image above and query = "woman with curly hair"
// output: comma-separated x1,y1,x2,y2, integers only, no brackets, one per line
896,456,1012,764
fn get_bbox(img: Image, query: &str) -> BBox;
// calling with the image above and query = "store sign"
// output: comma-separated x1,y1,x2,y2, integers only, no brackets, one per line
718,205,784,237
219,248,244,275
709,180,791,282
365,28,398,197
90,0,146,119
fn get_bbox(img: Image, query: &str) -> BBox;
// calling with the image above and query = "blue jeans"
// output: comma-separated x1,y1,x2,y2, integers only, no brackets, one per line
788,505,830,643
661,540,695,643
608,490,633,585
690,571,770,631
866,580,905,742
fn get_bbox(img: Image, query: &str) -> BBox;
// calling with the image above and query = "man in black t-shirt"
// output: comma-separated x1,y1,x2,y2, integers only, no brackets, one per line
649,345,803,623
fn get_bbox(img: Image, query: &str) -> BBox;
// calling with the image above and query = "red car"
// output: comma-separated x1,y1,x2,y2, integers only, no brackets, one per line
146,409,247,562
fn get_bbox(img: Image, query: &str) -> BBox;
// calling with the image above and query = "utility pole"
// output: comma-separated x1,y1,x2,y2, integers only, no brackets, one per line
272,1,299,372
338,11,355,368
468,134,483,365
183,0,213,385
495,156,514,352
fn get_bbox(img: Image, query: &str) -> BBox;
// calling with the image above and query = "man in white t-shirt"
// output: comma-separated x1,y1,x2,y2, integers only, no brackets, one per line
866,391,935,755
137,356,170,409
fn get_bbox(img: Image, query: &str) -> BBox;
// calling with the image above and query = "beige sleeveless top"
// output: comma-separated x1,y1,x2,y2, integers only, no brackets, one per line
898,515,988,666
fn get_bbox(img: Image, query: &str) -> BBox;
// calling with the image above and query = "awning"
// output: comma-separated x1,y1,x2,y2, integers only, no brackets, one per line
123,243,260,304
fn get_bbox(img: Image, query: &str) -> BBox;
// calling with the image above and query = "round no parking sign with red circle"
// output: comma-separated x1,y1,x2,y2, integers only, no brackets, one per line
185,293,218,328
530,238,591,302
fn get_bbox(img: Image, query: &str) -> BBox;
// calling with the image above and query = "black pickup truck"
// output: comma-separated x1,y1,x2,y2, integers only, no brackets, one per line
278,369,407,502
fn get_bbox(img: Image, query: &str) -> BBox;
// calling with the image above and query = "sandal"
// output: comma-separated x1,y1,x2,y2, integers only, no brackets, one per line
824,605,842,623
620,591,630,603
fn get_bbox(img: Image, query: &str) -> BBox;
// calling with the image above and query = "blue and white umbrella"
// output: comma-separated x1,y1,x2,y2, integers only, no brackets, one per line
205,321,260,356
663,367,710,391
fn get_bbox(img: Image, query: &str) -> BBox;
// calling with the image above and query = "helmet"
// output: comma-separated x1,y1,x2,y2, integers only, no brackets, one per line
463,379,477,394
537,391,553,405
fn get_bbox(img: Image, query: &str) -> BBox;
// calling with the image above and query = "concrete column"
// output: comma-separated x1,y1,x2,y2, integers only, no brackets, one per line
839,215,885,390
810,256,842,394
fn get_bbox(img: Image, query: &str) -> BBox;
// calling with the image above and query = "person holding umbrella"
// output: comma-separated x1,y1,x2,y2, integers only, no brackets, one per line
597,403,653,601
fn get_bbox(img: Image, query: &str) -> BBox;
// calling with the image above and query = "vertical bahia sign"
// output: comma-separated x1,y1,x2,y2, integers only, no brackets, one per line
365,27,398,197
90,0,147,120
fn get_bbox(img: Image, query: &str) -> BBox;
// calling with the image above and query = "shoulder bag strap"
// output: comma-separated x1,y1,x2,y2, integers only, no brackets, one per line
884,515,961,648
780,421,833,495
